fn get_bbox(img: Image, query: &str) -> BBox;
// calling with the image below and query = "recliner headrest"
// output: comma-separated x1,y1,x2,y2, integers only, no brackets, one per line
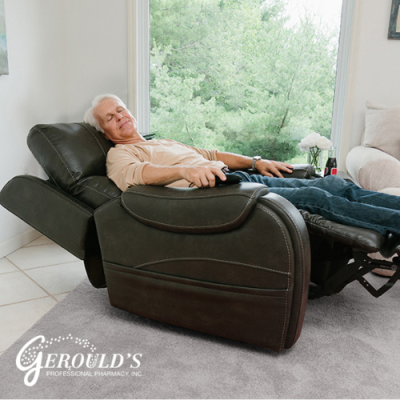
28,123,113,193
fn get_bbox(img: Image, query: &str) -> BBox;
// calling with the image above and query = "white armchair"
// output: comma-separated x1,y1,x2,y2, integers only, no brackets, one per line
346,101,400,196
346,101,400,276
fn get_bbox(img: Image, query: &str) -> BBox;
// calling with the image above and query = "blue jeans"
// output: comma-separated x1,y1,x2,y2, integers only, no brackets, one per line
231,172,400,236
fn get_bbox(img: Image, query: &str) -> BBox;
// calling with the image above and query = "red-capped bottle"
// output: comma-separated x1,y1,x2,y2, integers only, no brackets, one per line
324,147,337,176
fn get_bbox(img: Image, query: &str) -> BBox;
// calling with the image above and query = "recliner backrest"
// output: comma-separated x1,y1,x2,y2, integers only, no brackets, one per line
28,123,122,209
28,123,112,189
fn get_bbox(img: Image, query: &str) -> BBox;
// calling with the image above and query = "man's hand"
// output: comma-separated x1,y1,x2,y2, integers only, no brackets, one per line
255,159,293,178
181,166,226,188
216,151,293,178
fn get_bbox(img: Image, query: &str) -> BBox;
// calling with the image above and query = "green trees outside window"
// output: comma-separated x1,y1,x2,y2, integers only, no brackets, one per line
150,0,341,162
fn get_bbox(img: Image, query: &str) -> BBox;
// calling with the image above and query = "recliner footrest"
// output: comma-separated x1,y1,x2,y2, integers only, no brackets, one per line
0,175,96,259
300,210,399,298
0,175,106,288
299,210,384,254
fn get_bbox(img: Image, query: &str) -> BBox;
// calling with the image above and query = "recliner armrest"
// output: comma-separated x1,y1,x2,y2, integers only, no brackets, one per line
242,163,316,179
121,183,269,233
282,164,316,179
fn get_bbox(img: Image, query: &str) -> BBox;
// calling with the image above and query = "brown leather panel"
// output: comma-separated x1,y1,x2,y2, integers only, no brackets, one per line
121,184,269,233
27,123,112,193
105,263,290,352
71,176,121,209
0,175,95,259
258,194,311,349
107,263,289,295
95,198,295,279
94,190,310,351
138,259,289,289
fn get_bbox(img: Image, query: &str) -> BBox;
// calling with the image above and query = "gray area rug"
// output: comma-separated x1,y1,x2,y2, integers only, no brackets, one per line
0,274,399,399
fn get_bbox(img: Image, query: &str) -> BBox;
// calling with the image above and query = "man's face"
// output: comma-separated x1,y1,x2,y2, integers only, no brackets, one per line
94,98,138,144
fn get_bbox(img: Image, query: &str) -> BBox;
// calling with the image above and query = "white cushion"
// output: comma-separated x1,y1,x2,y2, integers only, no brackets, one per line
377,187,400,196
346,145,400,191
364,101,400,161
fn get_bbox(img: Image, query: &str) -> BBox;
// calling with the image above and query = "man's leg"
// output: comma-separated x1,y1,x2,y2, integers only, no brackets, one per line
267,186,400,236
231,171,400,236
305,175,400,211
235,172,400,211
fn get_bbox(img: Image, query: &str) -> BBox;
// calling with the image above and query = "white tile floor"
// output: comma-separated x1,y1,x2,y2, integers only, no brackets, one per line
0,236,87,356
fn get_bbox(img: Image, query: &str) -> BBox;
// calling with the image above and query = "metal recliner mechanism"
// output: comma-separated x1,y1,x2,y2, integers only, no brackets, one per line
300,210,400,299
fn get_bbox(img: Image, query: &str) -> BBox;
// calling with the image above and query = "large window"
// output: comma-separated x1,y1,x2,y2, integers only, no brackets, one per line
130,0,352,163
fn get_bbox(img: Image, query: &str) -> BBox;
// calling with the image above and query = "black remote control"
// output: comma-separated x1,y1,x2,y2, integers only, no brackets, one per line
215,173,242,186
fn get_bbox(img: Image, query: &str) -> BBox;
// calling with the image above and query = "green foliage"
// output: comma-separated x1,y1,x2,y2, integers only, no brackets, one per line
150,0,339,160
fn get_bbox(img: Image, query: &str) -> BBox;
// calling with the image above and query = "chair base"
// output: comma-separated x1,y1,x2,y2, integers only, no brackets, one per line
308,244,400,299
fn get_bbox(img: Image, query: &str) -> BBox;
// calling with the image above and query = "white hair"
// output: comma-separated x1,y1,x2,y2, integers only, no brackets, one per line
83,94,127,133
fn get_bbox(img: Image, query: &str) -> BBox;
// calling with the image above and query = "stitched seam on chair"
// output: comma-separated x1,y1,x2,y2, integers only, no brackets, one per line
22,176,94,216
259,202,305,270
260,199,307,347
121,196,249,229
257,204,290,352
124,186,267,201
261,200,306,343
32,127,76,181
78,123,108,157
121,186,267,230
129,257,291,276
107,265,289,297
27,144,61,189
76,181,114,199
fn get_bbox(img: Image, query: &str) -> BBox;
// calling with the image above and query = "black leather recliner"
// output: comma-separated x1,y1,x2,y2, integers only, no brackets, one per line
1,123,399,352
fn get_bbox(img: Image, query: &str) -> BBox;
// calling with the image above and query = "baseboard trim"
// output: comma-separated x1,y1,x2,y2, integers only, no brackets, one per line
0,229,42,258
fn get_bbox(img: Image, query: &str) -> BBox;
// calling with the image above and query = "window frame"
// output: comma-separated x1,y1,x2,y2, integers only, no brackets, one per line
127,0,355,159
127,0,150,135
330,0,356,156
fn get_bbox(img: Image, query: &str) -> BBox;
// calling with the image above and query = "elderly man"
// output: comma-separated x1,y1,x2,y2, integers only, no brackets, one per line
84,94,293,189
84,94,400,239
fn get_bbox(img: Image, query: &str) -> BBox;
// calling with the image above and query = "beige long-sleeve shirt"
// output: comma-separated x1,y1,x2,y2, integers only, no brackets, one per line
106,139,226,191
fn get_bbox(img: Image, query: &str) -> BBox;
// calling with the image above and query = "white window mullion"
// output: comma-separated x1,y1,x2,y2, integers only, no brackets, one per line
127,0,150,135
330,0,356,161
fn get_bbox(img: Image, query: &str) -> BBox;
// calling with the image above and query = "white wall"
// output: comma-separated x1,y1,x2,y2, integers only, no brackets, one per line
0,0,127,254
340,0,400,170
